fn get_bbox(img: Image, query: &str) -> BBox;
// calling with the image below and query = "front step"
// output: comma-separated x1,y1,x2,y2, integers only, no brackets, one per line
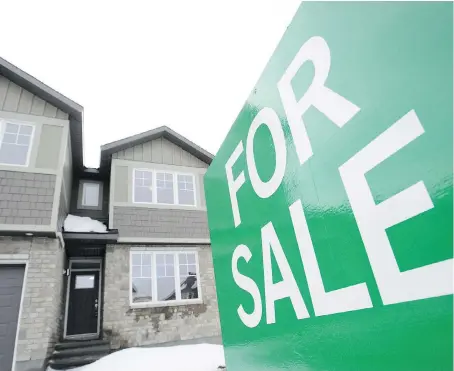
54,339,110,351
52,344,111,358
49,340,111,370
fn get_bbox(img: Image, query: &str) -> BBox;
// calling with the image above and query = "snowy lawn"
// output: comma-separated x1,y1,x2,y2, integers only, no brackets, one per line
49,344,225,371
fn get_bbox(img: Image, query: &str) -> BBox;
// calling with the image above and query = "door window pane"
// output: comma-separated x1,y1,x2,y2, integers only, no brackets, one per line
75,275,95,289
177,174,195,205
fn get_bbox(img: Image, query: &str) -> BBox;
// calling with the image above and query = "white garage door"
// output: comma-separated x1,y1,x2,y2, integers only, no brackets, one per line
0,265,25,371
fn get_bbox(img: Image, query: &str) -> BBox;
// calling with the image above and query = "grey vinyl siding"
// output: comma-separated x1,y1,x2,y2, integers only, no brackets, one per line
0,75,68,119
112,207,209,239
112,137,208,168
35,124,63,169
0,171,56,225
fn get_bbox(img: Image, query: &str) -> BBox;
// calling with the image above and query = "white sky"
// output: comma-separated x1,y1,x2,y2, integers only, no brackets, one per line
1,0,301,168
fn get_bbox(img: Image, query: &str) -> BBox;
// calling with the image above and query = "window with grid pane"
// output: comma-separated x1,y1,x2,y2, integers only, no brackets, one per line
134,170,153,203
178,252,198,299
177,174,195,206
156,172,174,204
0,122,34,165
156,253,176,301
131,252,153,303
130,250,200,305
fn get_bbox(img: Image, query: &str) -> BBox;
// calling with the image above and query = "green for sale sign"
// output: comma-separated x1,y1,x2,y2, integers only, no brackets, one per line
204,2,453,371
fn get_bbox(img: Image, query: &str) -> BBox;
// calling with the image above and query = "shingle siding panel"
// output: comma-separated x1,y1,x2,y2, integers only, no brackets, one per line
113,206,209,239
0,171,55,225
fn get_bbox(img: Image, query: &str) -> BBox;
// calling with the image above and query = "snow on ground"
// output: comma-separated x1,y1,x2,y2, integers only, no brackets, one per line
49,344,225,371
64,214,107,233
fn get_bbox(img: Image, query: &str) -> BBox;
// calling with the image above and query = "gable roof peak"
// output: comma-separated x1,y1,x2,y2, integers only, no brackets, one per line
100,125,213,169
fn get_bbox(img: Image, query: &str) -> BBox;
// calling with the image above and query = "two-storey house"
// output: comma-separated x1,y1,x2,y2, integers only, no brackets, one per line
0,58,220,371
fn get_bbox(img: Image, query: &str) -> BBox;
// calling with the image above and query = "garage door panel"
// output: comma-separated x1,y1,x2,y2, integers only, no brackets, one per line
0,265,25,371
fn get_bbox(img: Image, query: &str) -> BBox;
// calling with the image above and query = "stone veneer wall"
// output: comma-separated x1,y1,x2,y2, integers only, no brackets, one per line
103,244,221,349
0,236,65,371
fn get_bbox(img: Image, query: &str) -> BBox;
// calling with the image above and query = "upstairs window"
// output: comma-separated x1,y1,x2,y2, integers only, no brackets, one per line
177,174,195,205
156,172,174,204
0,121,34,166
82,183,100,207
134,170,153,203
78,180,103,210
133,169,196,206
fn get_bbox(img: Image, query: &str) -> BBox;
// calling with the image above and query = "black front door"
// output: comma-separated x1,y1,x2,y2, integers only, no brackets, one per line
66,270,100,337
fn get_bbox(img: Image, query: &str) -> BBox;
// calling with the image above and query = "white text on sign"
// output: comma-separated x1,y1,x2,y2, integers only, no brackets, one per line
225,36,454,328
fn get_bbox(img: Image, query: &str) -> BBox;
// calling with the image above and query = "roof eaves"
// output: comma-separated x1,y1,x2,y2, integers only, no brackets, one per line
100,126,213,165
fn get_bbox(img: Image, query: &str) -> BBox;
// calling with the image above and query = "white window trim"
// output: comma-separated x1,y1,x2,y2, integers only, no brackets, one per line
0,119,35,167
132,168,197,207
129,249,203,308
81,182,100,207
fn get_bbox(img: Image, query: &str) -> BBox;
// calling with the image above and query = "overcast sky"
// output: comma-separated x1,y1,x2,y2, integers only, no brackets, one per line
1,0,301,167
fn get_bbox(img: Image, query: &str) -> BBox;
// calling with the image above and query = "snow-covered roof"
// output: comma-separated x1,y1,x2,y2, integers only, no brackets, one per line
63,214,108,233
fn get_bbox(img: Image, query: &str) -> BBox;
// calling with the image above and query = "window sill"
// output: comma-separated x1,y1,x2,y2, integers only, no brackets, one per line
130,299,203,309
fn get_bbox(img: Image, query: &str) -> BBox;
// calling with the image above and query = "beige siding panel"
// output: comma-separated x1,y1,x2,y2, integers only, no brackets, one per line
56,109,69,119
171,141,182,165
198,173,206,208
111,138,209,168
181,150,192,166
35,125,63,170
133,144,143,161
124,147,134,160
2,82,22,112
114,165,129,202
0,75,9,108
161,138,174,165
0,75,69,119
151,137,162,163
30,96,46,116
142,141,152,162
43,102,58,118
17,89,34,114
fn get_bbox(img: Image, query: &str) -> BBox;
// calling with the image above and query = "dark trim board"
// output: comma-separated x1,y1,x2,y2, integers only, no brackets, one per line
63,231,119,243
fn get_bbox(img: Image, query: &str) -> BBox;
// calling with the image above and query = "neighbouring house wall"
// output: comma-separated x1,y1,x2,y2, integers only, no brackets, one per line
0,236,65,371
111,137,208,168
0,75,71,232
0,171,56,225
110,159,209,238
103,244,221,349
